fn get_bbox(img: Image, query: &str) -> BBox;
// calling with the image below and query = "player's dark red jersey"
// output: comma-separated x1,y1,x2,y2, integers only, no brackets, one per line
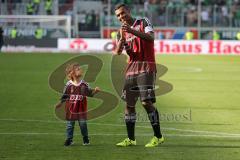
118,17,156,76
61,80,93,120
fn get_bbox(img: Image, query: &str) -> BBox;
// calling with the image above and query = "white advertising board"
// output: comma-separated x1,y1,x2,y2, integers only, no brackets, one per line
58,38,240,55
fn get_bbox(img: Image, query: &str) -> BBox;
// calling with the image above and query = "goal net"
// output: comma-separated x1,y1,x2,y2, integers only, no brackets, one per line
0,15,71,39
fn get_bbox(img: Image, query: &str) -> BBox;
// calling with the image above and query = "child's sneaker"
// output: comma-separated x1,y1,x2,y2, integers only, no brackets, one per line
83,136,90,145
64,138,74,146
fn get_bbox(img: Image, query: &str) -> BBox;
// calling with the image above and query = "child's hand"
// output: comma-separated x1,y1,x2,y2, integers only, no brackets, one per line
56,102,63,109
94,87,100,94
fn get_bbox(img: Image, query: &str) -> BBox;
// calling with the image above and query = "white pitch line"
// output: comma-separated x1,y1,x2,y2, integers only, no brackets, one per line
164,127,240,136
0,118,240,137
0,132,240,138
89,123,240,137
0,118,63,124
172,67,203,73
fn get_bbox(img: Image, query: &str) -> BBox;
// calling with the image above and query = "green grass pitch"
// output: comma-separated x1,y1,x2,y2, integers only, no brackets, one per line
0,53,240,160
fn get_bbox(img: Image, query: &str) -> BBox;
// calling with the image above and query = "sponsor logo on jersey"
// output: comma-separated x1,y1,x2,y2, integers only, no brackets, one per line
69,94,84,101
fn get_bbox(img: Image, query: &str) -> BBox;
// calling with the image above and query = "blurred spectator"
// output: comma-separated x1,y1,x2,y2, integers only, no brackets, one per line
111,0,132,5
65,9,74,24
144,0,150,17
11,27,17,39
157,3,167,26
152,0,160,4
221,5,229,26
184,30,194,40
236,31,240,40
214,5,221,26
186,6,197,26
213,4,229,26
103,0,146,4
86,10,97,31
216,0,225,6
35,26,44,39
201,8,210,26
111,31,117,39
78,11,87,31
233,6,240,27
26,0,34,15
166,1,174,25
33,0,40,14
86,11,93,30
45,0,52,15
213,30,220,40
0,27,3,52
158,31,165,39
95,12,100,30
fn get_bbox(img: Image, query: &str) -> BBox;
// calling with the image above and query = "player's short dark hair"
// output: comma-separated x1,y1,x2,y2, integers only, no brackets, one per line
115,3,129,11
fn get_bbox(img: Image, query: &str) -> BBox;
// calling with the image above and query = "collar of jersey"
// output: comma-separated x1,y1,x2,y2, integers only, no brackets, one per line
131,17,140,28
69,80,82,86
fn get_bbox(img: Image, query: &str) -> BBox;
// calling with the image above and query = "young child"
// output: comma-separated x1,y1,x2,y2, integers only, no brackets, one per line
57,63,100,146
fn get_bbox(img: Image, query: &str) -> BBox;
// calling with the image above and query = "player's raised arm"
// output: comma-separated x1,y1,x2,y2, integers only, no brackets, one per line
115,29,125,55
121,19,154,41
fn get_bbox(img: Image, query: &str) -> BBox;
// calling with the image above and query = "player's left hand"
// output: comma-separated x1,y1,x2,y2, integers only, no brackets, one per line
121,23,133,34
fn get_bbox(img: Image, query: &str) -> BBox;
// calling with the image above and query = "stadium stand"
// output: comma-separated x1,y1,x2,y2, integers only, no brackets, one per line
1,0,240,39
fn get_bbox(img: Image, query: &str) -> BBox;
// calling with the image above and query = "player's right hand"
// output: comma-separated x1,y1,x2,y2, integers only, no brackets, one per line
119,28,125,41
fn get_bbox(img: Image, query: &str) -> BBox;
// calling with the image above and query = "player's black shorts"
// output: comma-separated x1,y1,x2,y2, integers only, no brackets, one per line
121,72,156,107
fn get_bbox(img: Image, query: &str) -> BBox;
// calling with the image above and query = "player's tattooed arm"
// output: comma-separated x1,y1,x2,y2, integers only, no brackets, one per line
115,29,126,55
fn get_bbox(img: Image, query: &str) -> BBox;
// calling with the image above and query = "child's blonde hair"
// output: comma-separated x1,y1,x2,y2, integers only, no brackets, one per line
65,63,81,80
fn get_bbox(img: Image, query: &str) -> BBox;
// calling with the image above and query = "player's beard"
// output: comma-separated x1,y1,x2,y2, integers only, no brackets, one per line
122,19,127,24
121,16,128,24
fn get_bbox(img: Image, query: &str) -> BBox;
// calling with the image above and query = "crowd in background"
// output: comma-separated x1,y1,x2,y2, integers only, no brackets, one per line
1,0,240,27
1,0,240,39
0,0,54,15
77,10,100,31
101,0,240,27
